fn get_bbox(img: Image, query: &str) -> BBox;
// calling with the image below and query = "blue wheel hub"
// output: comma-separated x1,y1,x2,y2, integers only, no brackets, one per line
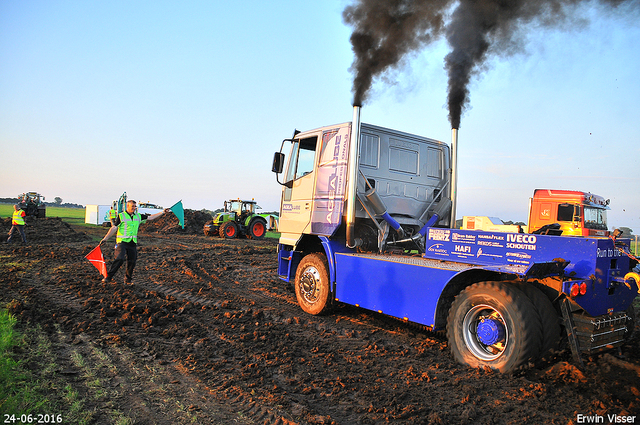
476,318,505,346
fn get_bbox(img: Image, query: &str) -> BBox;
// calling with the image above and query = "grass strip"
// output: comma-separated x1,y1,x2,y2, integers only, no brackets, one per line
0,308,45,416
0,307,96,423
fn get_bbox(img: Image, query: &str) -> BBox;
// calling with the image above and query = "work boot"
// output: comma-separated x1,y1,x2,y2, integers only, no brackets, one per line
102,276,112,284
124,278,133,285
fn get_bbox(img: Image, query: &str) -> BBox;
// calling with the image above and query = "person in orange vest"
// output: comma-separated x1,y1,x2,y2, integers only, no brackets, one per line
7,204,27,244
99,199,169,284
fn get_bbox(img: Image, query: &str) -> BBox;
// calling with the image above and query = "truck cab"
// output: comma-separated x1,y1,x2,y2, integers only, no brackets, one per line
275,121,451,252
528,189,609,237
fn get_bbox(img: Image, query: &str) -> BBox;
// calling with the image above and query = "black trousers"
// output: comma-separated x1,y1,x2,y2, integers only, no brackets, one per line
7,224,26,243
107,241,137,280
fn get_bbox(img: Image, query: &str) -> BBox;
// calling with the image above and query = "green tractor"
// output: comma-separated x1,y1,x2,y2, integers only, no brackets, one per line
204,199,268,239
18,192,46,218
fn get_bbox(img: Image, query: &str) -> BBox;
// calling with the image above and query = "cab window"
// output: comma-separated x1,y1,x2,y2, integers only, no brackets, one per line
285,136,317,182
284,136,318,201
557,204,579,222
294,137,317,179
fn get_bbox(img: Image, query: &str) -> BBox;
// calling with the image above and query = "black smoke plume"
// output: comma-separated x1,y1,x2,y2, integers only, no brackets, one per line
344,0,638,129
343,0,450,107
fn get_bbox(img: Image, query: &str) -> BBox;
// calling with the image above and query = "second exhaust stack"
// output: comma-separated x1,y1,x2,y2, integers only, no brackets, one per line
450,128,458,229
346,105,361,248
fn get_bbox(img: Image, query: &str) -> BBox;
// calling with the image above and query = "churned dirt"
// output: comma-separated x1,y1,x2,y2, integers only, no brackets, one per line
1,215,639,424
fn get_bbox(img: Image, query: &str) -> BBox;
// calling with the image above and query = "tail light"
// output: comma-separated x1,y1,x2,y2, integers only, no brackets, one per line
570,282,588,298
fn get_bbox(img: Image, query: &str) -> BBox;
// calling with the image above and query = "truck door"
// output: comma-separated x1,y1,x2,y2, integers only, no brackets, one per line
279,134,319,240
279,126,351,243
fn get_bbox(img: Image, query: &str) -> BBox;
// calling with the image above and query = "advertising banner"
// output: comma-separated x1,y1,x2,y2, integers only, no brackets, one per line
310,126,351,235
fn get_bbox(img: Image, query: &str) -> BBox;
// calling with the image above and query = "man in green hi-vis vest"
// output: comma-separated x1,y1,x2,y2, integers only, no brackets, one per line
100,199,169,284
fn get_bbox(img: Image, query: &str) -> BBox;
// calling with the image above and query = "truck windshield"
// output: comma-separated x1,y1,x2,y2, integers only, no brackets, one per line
584,207,608,230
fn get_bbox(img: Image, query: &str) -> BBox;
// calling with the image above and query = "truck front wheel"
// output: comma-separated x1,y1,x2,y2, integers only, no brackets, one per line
294,253,331,315
220,221,238,239
447,281,543,373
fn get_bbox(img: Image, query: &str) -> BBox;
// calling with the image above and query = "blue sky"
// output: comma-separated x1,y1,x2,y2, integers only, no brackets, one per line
1,1,639,231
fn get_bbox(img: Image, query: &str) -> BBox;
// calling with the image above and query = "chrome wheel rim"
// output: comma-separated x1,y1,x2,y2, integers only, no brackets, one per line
299,266,321,304
462,304,508,361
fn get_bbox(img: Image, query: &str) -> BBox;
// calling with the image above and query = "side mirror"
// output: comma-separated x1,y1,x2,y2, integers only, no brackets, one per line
272,152,284,174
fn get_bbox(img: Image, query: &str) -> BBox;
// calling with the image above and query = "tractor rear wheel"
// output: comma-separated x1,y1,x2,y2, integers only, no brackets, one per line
220,221,238,239
248,218,267,239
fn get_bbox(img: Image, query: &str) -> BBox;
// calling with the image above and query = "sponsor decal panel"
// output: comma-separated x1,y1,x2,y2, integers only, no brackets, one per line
282,203,301,214
427,243,448,256
505,233,537,251
452,232,476,244
597,248,625,258
428,228,450,242
423,229,542,265
311,127,350,235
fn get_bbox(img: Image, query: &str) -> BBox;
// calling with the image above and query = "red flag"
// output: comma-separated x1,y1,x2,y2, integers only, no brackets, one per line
85,245,107,278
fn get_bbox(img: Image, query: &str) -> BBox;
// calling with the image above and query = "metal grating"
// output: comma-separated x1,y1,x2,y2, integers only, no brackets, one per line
338,252,474,272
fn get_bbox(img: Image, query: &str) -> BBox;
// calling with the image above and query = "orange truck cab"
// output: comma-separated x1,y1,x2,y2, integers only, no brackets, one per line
528,189,610,237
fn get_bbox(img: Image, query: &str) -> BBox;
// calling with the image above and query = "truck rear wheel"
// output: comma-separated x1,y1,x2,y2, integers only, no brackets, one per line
516,282,561,358
294,253,331,316
447,281,543,373
220,221,238,239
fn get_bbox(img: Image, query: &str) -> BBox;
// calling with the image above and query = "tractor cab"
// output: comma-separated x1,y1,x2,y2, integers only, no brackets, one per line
225,199,259,221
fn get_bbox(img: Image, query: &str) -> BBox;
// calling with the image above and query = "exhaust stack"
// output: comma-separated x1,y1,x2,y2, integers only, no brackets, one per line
450,128,459,229
346,105,361,248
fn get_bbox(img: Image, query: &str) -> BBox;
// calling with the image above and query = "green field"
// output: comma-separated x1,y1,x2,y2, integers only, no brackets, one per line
0,204,88,227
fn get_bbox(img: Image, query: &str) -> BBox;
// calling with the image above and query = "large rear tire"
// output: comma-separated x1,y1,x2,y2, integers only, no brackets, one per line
294,253,331,316
247,218,267,240
516,282,561,358
447,281,543,373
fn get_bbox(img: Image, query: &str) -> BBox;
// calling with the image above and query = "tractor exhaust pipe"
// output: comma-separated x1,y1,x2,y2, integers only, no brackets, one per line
346,105,361,248
450,128,459,229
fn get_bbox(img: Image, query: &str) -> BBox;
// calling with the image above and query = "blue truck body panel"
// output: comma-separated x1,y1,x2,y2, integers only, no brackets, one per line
279,228,637,325
334,252,459,326
421,228,636,316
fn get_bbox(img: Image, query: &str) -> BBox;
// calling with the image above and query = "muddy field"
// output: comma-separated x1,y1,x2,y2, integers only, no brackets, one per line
1,215,639,424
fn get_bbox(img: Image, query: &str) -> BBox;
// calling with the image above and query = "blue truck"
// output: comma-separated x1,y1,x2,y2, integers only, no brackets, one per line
271,107,639,372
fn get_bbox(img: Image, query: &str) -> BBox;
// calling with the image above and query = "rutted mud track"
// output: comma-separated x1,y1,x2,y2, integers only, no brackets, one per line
1,217,639,424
